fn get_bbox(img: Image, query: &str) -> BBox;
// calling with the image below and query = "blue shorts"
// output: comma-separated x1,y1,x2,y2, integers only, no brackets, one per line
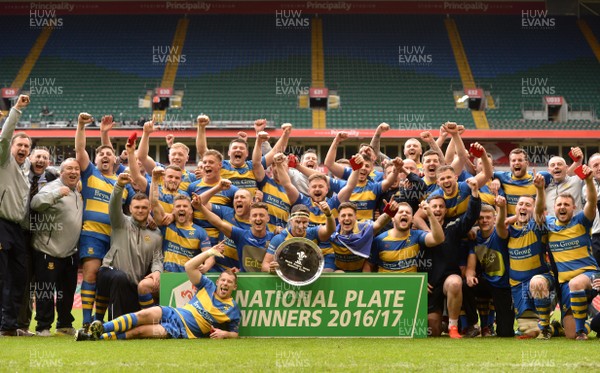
511,273,555,318
79,235,110,261
160,306,190,339
558,270,597,317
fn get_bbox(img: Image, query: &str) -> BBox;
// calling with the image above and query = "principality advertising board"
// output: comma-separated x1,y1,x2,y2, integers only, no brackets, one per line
160,272,428,338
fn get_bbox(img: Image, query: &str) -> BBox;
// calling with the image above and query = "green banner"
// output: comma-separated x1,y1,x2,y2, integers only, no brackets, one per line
160,272,428,338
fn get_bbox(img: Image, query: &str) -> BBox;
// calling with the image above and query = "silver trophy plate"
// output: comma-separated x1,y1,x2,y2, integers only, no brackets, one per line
274,237,324,286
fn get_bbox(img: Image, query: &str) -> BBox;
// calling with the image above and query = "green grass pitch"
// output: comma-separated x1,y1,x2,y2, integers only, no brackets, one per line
3,331,600,371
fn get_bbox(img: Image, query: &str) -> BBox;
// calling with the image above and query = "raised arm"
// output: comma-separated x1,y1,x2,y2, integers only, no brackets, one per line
273,153,299,204
445,122,469,174
263,123,292,166
150,167,167,225
324,131,349,178
533,172,546,227
195,115,210,158
370,122,391,164
472,142,493,189
381,157,402,192
337,154,362,202
422,201,445,247
252,131,269,182
75,112,94,171
582,165,598,222
184,242,225,286
0,95,29,165
99,115,115,148
191,194,233,238
420,131,444,164
198,179,232,209
126,139,148,192
435,125,448,152
566,147,583,176
373,200,398,234
495,195,509,239
317,201,336,242
137,120,158,173
110,173,131,227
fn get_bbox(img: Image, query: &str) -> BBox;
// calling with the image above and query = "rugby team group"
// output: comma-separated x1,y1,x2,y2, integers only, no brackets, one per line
0,95,599,341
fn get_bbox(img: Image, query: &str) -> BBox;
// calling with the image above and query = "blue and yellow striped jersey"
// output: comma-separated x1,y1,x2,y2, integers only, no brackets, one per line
212,204,251,272
546,212,599,283
219,157,266,195
470,229,510,288
370,230,428,272
293,193,337,257
81,163,128,242
493,171,537,216
157,185,189,214
328,221,372,272
458,171,500,206
507,219,550,286
258,175,293,232
267,227,321,255
230,226,274,272
188,179,238,246
175,276,240,338
428,181,472,220
420,178,439,202
160,223,211,272
156,162,196,193
331,179,383,221
295,193,341,228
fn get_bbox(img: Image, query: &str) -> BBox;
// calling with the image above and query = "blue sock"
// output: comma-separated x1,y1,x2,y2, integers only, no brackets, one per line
81,281,96,324
533,297,551,328
138,293,154,309
103,313,138,333
570,290,588,333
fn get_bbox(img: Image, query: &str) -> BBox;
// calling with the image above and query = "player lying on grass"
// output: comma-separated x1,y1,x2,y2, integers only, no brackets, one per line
75,243,240,340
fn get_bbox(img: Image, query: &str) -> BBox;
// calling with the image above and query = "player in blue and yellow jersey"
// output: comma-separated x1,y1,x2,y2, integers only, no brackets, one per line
261,204,336,273
75,112,130,327
150,171,211,273
126,140,189,217
277,162,358,271
459,154,503,207
366,200,444,273
465,201,514,337
329,155,402,221
426,142,492,220
496,173,555,339
192,188,254,272
195,117,291,195
76,244,240,341
195,201,274,272
137,120,196,192
412,147,491,232
324,130,387,182
253,135,296,231
188,150,238,245
492,148,551,216
419,150,444,202
326,201,398,272
541,164,599,340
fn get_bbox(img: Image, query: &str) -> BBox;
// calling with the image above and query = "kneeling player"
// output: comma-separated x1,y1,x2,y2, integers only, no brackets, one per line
75,244,240,340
